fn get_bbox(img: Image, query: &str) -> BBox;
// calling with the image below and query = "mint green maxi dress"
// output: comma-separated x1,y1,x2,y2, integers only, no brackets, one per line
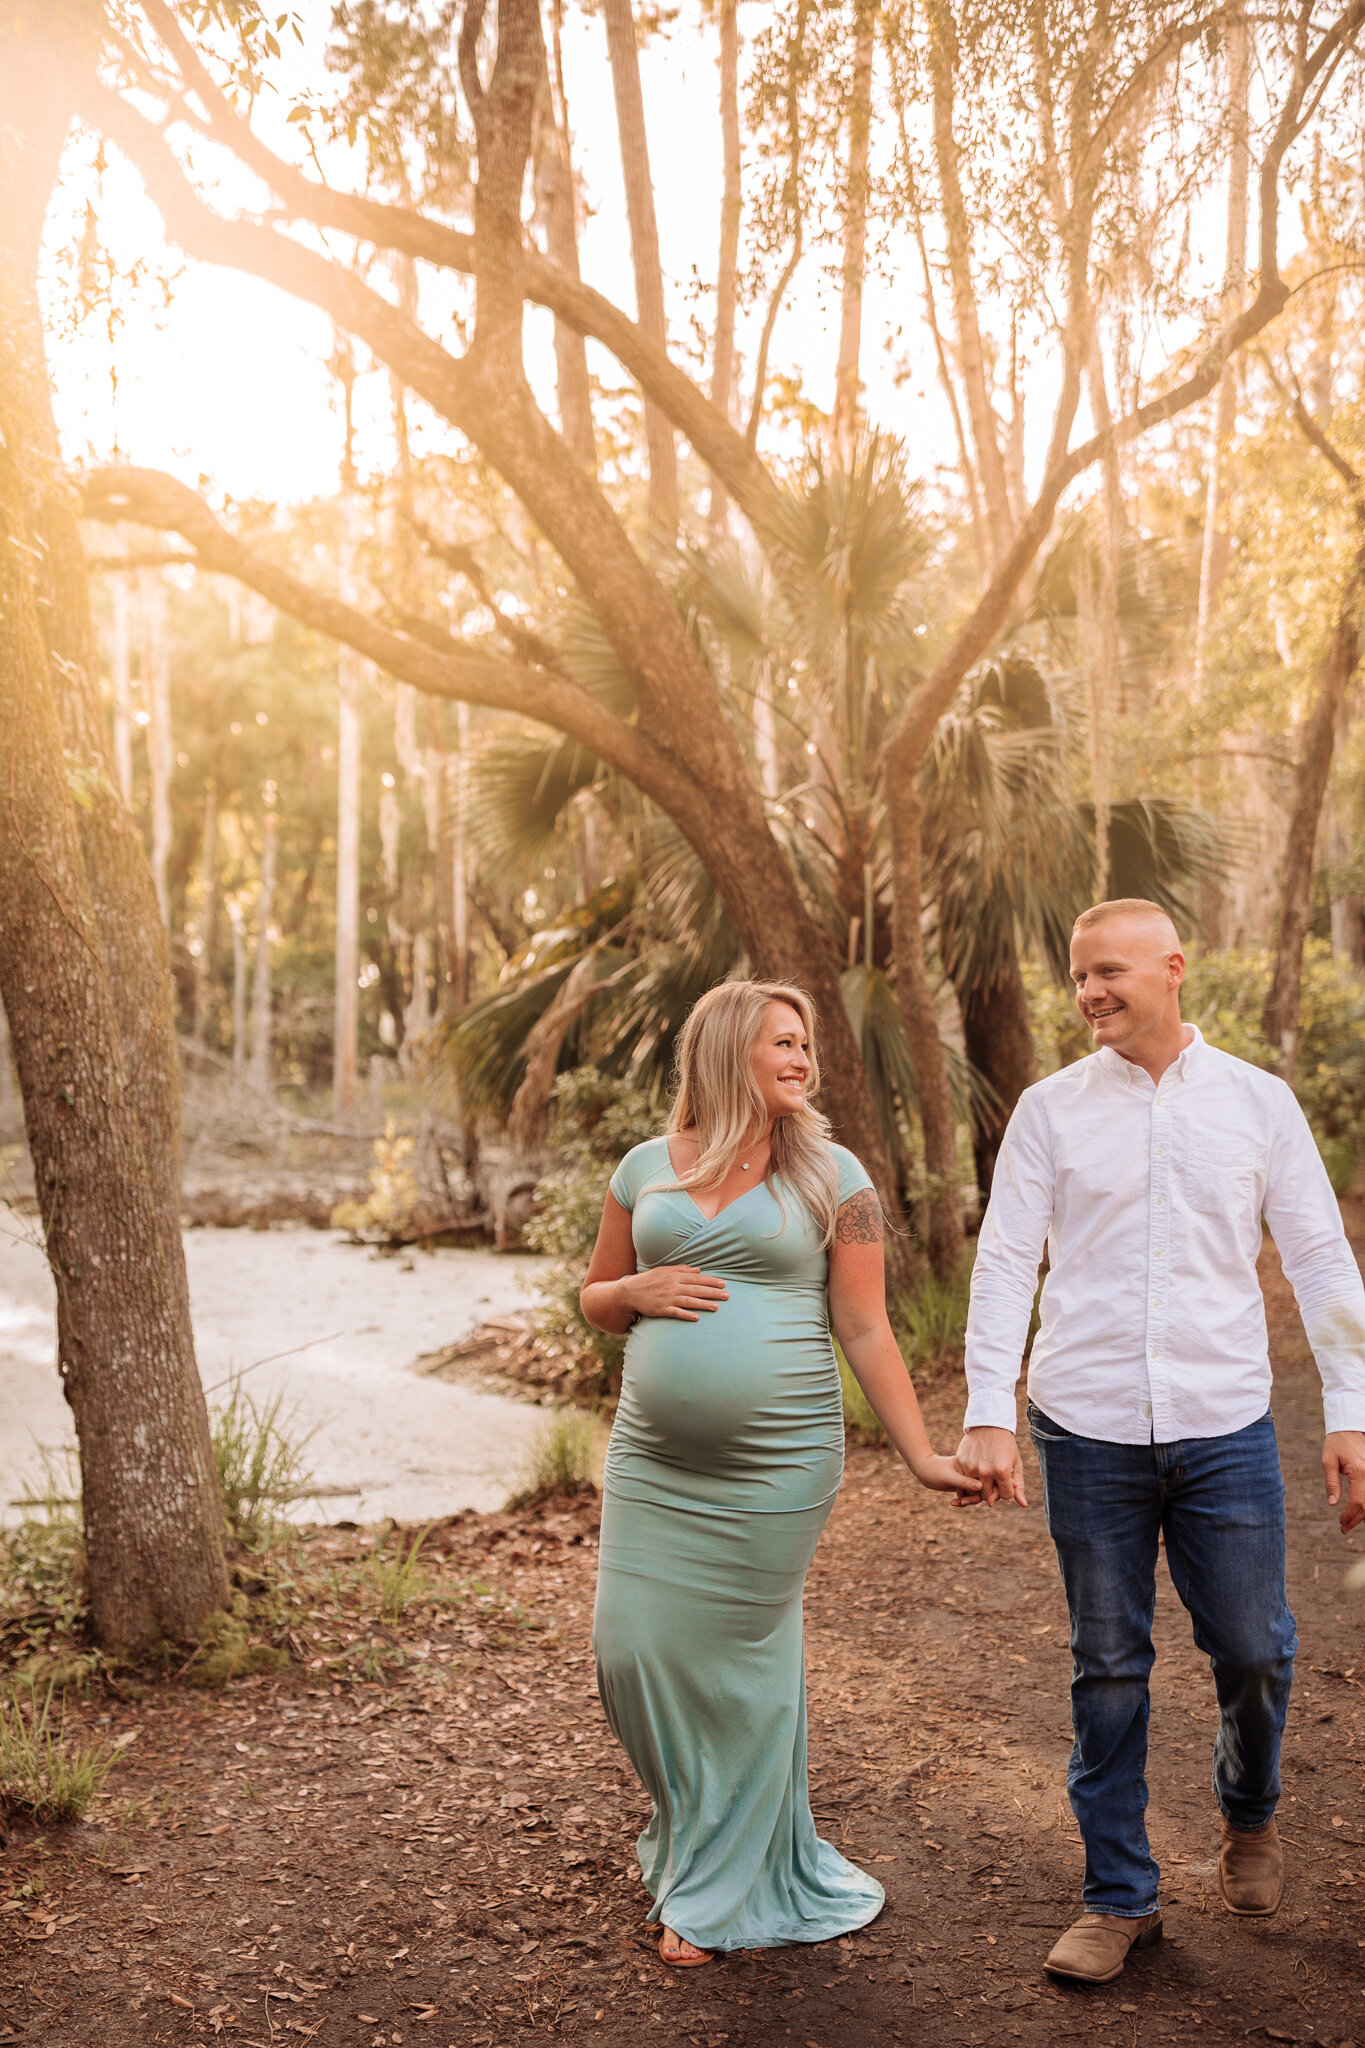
592,1137,885,1953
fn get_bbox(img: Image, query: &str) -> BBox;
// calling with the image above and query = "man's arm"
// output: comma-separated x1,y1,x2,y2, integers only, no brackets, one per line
956,1093,1056,1508
1262,1087,1365,1533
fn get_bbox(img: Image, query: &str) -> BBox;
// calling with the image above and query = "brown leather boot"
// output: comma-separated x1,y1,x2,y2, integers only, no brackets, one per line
1218,1817,1283,1916
1045,1910,1163,1984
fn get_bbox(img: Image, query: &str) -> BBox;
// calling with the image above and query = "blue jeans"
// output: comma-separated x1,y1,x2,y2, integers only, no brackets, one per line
1028,1404,1297,1918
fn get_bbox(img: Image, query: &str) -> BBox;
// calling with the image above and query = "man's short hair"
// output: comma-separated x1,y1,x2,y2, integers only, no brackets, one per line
1073,898,1183,946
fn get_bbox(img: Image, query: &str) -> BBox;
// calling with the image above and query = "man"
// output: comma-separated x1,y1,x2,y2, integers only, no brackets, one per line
956,898,1365,1985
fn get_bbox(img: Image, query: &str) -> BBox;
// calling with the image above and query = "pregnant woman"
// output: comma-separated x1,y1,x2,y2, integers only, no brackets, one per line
581,979,974,1965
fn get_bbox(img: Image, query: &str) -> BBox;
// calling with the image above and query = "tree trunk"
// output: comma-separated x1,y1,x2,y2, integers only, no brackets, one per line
250,804,277,1095
601,0,677,536
142,569,173,927
533,82,596,472
1327,800,1365,968
960,941,1038,1200
231,903,248,1069
425,694,457,1018
193,782,217,1045
334,647,361,1119
924,0,1014,567
1194,12,1250,682
110,567,134,804
707,0,741,533
1262,548,1362,1079
452,700,471,1009
0,2,227,1649
887,782,964,1275
831,0,876,467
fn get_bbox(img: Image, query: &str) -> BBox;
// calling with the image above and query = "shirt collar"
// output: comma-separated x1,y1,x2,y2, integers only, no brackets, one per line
1098,1022,1204,1086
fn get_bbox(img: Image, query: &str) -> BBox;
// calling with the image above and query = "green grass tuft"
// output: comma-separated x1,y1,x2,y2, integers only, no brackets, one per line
362,1524,436,1622
0,1678,115,1821
211,1380,319,1543
510,1411,600,1507
892,1255,974,1373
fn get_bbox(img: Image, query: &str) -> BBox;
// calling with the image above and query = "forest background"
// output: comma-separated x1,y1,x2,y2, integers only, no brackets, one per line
4,0,1365,1653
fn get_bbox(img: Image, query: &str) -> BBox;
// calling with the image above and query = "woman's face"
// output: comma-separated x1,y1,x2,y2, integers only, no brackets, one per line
751,1002,812,1125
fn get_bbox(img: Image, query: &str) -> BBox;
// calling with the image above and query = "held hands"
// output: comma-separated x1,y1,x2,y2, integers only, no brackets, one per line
1324,1429,1365,1533
911,1452,983,1503
618,1264,729,1323
951,1426,1030,1509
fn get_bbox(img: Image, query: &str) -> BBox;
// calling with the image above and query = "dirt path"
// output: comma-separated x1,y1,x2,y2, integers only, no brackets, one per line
2,1215,1363,2047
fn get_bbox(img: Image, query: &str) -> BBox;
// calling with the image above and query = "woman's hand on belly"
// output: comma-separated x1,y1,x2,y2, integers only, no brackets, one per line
621,1264,730,1322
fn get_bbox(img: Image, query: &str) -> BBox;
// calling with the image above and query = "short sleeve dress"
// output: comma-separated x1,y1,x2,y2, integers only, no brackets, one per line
591,1137,885,1951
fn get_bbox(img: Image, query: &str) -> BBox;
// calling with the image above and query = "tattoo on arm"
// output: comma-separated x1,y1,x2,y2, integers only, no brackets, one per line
836,1188,884,1245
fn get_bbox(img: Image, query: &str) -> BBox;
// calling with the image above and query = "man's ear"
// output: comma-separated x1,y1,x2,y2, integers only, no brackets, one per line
1168,950,1187,991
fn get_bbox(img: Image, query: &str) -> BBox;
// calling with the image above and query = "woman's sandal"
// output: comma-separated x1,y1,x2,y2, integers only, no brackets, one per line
659,1928,713,1968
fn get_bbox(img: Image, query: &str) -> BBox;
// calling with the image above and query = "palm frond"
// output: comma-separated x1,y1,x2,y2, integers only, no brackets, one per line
464,730,605,870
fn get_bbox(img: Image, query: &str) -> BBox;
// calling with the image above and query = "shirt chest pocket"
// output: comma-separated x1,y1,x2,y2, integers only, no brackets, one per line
1183,1144,1262,1218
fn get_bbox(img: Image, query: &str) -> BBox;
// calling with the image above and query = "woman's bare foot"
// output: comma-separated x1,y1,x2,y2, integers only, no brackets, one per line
659,1927,712,1967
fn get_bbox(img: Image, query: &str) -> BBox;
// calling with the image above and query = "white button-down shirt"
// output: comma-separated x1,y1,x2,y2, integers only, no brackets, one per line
964,1026,1365,1444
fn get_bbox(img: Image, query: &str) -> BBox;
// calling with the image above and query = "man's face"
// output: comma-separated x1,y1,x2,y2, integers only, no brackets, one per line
1069,915,1184,1058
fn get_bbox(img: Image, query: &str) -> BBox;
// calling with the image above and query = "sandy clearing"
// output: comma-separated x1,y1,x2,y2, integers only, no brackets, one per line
0,1223,549,1524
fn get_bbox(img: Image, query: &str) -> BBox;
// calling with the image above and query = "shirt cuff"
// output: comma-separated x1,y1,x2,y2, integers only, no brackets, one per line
963,1384,1022,1433
1323,1392,1365,1437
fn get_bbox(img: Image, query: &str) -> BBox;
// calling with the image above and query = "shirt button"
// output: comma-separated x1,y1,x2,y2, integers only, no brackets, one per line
1154,1247,1164,1257
1153,1298,1163,1309
1156,1196,1165,1207
1157,1146,1166,1157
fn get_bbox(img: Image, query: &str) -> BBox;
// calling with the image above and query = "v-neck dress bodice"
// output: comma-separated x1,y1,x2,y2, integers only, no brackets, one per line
591,1135,884,1953
604,1136,861,1515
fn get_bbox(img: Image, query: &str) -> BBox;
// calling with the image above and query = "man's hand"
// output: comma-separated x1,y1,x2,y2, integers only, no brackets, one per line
953,1426,1029,1509
1324,1430,1365,1533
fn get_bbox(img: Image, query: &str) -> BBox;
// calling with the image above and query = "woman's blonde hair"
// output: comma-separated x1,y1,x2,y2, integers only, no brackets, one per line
665,979,842,1246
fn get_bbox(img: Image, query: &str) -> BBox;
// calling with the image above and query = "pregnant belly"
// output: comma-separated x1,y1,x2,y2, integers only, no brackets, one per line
613,1286,843,1483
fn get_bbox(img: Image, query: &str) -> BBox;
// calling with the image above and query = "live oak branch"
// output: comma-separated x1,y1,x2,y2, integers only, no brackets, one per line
77,0,1365,1275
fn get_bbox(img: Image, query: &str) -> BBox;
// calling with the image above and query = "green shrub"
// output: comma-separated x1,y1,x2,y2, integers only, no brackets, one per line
1026,941,1365,1177
1183,942,1365,1164
1020,957,1091,1077
524,1067,663,1402
893,1255,974,1373
837,1258,974,1446
331,1119,423,1240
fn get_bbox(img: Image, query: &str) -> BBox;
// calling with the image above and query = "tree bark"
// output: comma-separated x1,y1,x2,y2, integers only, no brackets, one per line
533,70,596,472
250,804,276,1095
1194,12,1251,683
887,784,963,1275
141,569,173,926
831,0,875,467
0,0,227,1650
601,0,677,536
1263,542,1362,1079
230,903,248,1070
708,0,741,532
960,944,1038,1200
452,699,471,1009
334,647,361,1119
110,567,134,804
924,0,1014,567
193,782,217,1045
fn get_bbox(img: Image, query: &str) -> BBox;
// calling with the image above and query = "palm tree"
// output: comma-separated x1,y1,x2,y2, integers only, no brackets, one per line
437,435,1224,1220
